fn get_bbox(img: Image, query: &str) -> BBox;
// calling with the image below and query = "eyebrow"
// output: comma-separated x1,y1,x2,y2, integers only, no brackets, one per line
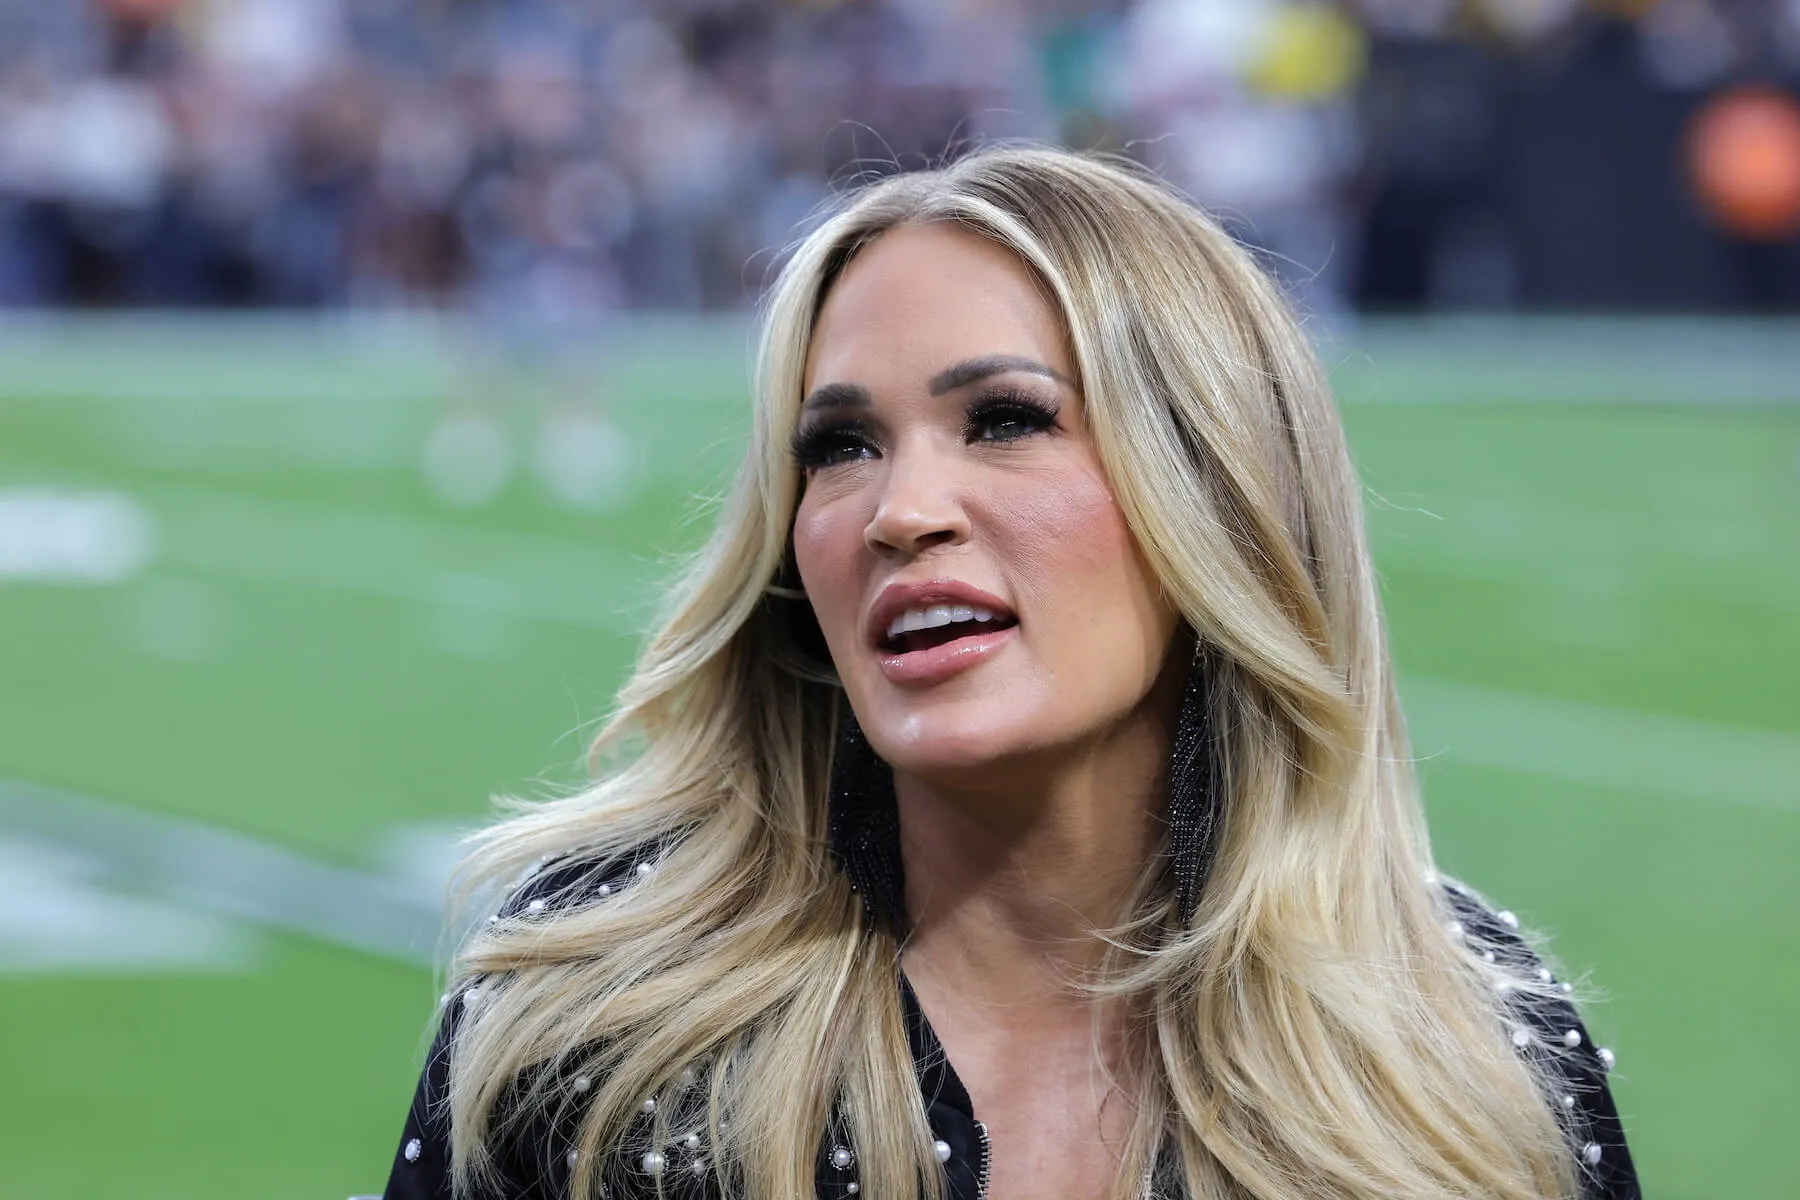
928,354,1073,395
799,381,873,413
801,354,1074,413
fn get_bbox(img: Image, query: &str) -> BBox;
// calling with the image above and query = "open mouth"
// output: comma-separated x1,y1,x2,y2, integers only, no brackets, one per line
881,605,1018,656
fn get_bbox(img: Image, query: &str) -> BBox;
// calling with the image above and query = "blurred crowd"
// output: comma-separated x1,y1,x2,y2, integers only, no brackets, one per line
2,0,1798,315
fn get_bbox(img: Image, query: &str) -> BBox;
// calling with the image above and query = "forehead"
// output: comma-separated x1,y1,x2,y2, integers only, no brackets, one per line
804,223,1071,392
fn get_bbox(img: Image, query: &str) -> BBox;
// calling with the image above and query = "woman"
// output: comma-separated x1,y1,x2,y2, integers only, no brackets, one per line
383,147,1636,1200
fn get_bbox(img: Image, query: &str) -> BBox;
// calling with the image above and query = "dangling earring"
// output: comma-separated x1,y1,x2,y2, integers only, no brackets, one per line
826,699,908,935
1167,636,1225,925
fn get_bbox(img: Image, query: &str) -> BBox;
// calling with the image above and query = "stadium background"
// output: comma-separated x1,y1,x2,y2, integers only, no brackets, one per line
2,1,1797,1197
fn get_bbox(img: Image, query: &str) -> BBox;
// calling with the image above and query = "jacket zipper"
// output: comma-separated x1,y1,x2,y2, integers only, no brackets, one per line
969,1122,1153,1198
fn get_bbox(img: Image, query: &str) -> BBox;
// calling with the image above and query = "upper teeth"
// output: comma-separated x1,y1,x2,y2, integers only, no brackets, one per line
886,604,998,640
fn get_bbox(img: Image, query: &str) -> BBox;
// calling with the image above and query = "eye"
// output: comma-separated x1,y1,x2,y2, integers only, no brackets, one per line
789,421,878,471
965,392,1060,444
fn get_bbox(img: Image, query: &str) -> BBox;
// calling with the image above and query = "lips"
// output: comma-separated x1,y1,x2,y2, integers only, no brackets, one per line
866,580,1018,684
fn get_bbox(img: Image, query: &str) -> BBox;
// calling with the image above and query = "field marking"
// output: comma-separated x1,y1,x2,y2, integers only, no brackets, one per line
1404,677,1800,815
0,778,454,970
1,676,1794,976
0,834,258,974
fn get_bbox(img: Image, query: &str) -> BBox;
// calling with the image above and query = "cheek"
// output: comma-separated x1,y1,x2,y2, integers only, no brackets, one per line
993,467,1168,656
792,494,868,647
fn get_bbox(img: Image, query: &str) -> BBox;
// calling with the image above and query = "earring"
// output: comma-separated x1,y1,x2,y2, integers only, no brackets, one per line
826,700,908,936
1167,636,1225,925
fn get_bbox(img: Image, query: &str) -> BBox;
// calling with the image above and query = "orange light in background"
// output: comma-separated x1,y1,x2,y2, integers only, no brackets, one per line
1686,85,1800,242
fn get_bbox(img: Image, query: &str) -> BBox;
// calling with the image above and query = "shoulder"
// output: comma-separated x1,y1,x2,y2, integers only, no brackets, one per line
488,842,669,922
1438,880,1639,1200
382,842,673,1200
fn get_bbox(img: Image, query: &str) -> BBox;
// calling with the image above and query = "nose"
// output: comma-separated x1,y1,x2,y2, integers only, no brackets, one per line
863,441,970,558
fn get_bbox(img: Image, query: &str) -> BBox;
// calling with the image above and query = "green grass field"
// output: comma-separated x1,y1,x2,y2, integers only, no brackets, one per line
0,316,1795,1198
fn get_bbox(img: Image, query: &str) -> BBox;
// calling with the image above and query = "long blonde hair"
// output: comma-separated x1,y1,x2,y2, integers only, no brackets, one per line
445,146,1583,1200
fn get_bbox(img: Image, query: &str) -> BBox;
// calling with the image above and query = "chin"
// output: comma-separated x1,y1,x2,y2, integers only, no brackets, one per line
860,699,1052,784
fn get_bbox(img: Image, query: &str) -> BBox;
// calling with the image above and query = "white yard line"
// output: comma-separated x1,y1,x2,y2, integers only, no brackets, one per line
0,778,453,969
1403,677,1800,815
1,677,1793,974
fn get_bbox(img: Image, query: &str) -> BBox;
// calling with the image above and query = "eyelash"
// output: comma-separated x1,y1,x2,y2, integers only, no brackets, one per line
788,390,1061,471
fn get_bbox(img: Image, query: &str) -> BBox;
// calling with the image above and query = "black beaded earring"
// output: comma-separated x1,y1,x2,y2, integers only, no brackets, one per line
1166,637,1225,925
826,699,908,935
824,634,1226,932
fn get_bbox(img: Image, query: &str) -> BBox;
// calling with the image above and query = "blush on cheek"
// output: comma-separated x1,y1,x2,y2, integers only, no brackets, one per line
995,465,1132,587
987,462,1171,689
792,499,870,662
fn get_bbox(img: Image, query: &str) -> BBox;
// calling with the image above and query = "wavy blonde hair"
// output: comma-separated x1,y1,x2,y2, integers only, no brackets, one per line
445,146,1583,1200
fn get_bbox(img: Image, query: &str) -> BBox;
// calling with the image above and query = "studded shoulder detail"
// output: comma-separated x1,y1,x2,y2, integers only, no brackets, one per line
1439,882,1640,1200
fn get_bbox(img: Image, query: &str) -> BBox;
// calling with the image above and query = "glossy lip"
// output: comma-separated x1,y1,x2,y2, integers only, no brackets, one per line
866,579,1019,686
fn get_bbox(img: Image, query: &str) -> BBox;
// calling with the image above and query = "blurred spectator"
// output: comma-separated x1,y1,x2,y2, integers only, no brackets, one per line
0,0,1796,313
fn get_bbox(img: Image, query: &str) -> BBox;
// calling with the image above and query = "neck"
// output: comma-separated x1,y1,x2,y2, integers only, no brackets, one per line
894,715,1170,1003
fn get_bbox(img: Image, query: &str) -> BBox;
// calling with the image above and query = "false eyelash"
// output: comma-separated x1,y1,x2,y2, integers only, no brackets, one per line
787,388,1062,471
963,390,1061,442
788,417,877,471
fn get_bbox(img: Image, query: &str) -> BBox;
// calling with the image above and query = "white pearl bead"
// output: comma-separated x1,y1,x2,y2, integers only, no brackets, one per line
1482,950,1495,964
641,1097,658,1114
404,1138,422,1163
598,884,613,897
573,1075,591,1093
1537,967,1553,984
462,987,481,1008
847,1184,860,1195
691,1157,707,1174
1447,921,1464,939
487,914,499,924
679,1066,697,1087
1562,1029,1582,1048
642,1151,666,1175
684,1132,701,1151
1561,1094,1575,1110
1597,1046,1615,1071
1511,1026,1531,1049
934,1139,952,1163
637,862,655,877
566,1149,580,1170
527,898,546,914
1583,1142,1602,1166
832,1146,854,1169
1496,978,1514,993
1561,981,1574,995
1498,910,1519,929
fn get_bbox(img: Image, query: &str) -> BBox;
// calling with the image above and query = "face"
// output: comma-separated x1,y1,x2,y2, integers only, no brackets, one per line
791,223,1181,784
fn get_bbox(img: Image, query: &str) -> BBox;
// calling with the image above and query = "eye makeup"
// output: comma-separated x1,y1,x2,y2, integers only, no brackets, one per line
789,387,1062,472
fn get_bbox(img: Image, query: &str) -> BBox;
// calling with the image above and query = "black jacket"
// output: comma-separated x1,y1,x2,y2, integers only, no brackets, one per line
383,861,1637,1200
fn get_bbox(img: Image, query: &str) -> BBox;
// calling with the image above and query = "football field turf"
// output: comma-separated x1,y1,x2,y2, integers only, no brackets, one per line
0,316,1794,1198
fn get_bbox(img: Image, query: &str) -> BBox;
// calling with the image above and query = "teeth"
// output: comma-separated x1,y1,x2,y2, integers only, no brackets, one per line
884,603,1006,641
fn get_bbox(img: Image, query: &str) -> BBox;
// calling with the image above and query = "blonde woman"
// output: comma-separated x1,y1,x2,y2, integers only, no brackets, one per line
382,147,1637,1200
